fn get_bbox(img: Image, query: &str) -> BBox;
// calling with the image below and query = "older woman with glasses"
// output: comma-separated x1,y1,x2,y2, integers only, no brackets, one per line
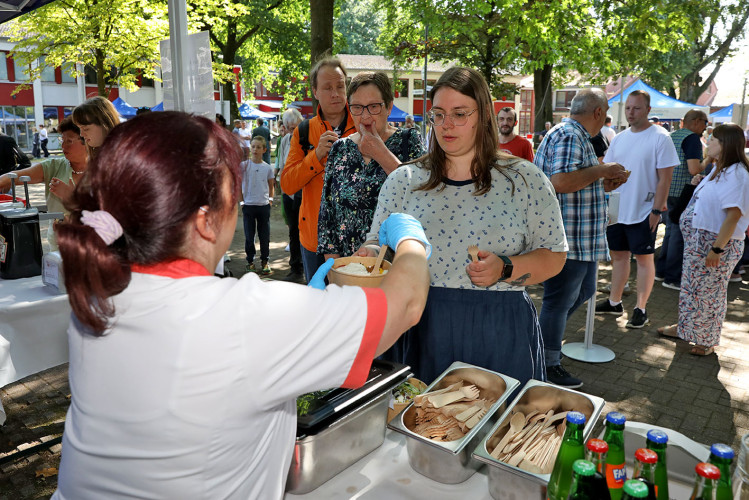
318,71,425,259
359,67,568,386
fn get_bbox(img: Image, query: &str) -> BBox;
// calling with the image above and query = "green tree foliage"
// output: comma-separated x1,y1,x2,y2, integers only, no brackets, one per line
8,0,169,97
334,0,383,55
190,0,311,121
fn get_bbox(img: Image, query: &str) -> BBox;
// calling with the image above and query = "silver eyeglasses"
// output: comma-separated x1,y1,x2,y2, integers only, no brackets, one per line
349,102,385,116
428,109,478,126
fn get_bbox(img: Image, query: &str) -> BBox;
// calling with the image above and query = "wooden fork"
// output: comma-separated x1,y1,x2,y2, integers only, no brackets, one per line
468,245,479,263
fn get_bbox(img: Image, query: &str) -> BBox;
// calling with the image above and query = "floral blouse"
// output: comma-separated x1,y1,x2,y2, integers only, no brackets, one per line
318,127,425,256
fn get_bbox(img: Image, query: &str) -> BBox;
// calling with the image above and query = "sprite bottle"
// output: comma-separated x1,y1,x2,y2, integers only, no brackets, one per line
691,462,721,500
622,479,650,499
547,411,587,500
645,429,669,500
603,412,627,500
708,443,735,500
632,448,658,500
567,459,598,499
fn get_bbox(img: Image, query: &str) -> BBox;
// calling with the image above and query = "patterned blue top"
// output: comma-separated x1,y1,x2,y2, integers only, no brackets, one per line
534,118,609,261
365,159,568,291
318,128,424,256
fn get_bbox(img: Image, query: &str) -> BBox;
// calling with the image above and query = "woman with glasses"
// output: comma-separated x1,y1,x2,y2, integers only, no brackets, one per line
360,67,568,386
318,71,424,258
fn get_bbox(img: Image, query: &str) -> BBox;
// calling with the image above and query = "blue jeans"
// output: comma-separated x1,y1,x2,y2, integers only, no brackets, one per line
242,204,270,263
539,260,598,366
655,196,684,284
301,246,325,283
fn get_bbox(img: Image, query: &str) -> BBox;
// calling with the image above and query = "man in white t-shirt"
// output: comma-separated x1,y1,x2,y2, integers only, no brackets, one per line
595,90,679,328
601,115,616,143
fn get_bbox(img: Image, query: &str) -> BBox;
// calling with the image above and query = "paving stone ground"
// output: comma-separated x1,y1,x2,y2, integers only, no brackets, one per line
1,178,747,497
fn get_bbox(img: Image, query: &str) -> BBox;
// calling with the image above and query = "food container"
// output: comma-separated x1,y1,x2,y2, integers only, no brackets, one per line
387,377,428,423
472,379,605,500
388,361,520,484
327,256,392,287
286,360,409,495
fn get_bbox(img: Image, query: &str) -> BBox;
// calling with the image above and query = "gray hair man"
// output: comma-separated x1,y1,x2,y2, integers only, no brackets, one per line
534,88,628,388
277,107,305,282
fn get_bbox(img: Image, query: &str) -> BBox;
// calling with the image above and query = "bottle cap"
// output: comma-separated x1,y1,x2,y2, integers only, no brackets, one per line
710,443,734,460
622,479,649,498
635,448,658,464
572,459,596,477
586,438,609,454
695,462,721,480
606,411,626,425
566,411,586,425
646,429,668,444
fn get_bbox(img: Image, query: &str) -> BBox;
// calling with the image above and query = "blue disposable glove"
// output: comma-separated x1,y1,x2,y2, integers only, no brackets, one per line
307,258,335,290
378,213,431,259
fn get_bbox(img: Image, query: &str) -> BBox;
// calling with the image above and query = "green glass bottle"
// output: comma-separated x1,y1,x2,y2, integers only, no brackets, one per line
567,460,598,500
691,462,721,500
547,411,587,500
622,479,650,499
708,443,735,500
603,412,627,500
645,429,670,500
632,448,658,500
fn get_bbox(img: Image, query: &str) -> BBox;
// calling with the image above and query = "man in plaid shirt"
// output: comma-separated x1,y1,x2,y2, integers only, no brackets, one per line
534,88,629,388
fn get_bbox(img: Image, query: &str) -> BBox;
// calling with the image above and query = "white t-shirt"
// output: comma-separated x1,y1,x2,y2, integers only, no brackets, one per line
241,159,274,205
604,125,679,224
53,262,386,500
692,163,749,239
238,127,252,147
40,127,48,140
601,125,616,144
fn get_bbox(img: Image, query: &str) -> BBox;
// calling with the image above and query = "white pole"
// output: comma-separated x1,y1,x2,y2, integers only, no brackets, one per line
167,0,188,112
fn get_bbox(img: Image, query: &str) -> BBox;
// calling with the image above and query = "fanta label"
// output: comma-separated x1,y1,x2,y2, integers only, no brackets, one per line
606,463,627,488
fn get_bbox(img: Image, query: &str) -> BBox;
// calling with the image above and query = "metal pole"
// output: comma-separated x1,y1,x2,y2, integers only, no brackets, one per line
616,75,624,130
167,0,188,112
422,24,428,138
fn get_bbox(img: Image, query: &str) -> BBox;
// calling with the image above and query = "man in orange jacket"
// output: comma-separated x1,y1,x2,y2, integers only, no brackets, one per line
280,57,356,282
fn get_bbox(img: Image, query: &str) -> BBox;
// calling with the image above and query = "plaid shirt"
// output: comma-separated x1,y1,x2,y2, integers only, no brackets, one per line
534,118,609,261
669,128,702,198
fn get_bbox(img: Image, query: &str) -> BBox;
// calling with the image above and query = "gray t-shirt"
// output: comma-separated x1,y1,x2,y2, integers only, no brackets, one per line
366,158,568,291
241,160,273,206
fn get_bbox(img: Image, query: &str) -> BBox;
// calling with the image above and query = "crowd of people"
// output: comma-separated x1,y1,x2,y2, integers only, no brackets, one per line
0,57,747,498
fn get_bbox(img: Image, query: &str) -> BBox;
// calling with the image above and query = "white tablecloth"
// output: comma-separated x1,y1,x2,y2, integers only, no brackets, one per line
0,276,70,424
284,430,493,499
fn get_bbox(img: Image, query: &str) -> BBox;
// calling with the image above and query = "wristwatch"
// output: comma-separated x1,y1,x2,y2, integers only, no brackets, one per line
498,255,513,281
711,246,724,254
651,209,663,216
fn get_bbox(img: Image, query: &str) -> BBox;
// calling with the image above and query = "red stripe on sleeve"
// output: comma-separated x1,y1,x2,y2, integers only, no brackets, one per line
341,287,388,389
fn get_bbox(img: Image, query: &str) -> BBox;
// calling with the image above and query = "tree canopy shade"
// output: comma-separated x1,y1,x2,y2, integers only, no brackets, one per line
334,0,383,55
8,0,169,97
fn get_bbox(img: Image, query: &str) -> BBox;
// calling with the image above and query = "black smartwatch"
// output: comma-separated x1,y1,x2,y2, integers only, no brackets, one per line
651,209,663,216
711,246,724,254
498,255,513,281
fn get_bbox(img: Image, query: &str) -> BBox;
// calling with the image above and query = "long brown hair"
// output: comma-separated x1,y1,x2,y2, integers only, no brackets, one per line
56,112,242,334
711,123,749,179
72,96,120,160
416,67,518,196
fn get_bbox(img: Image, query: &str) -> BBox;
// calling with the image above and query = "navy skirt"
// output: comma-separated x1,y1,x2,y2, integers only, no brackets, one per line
381,286,546,388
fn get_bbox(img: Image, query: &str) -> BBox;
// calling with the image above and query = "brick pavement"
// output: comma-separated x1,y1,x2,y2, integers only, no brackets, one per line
1,181,748,497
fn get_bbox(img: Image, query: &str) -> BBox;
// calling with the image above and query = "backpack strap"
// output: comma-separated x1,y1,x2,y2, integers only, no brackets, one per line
298,119,312,153
400,127,413,162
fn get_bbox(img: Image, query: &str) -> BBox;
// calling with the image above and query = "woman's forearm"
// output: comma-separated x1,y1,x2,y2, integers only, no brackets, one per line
503,248,567,287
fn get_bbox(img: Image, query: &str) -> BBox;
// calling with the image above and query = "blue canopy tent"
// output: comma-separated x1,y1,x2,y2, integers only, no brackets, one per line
710,103,749,124
387,104,422,122
238,103,276,121
112,97,137,118
608,79,709,127
151,102,164,111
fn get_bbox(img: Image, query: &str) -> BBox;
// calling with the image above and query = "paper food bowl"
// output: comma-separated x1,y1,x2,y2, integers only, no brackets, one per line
327,256,392,287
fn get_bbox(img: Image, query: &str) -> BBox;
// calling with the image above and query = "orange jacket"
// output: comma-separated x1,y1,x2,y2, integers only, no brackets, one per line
280,106,356,253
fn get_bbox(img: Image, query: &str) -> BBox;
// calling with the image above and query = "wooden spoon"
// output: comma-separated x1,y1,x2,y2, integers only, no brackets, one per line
491,411,525,459
371,244,388,275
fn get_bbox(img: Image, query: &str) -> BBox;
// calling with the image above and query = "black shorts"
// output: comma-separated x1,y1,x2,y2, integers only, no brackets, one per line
606,216,656,255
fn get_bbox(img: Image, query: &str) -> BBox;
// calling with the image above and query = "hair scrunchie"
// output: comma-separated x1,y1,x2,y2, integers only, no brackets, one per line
80,210,123,246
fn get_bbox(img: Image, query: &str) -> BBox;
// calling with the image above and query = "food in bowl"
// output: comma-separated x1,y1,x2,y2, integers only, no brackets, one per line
335,262,388,276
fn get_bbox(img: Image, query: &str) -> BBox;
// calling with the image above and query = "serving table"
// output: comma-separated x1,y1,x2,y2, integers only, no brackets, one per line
284,429,492,499
0,276,70,424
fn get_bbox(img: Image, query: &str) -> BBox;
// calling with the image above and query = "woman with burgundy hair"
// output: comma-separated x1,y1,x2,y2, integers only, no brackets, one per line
51,111,429,499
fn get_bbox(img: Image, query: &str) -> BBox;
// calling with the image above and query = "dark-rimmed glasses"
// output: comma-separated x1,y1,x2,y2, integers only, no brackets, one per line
349,103,385,116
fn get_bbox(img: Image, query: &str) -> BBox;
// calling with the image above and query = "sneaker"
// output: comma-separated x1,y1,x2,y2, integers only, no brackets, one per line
729,274,742,282
261,261,272,276
546,365,583,389
283,271,306,284
595,300,624,315
654,275,664,282
246,263,257,273
626,308,649,329
662,281,681,290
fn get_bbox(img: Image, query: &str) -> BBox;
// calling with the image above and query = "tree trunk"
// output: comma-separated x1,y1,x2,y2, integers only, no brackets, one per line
310,0,335,115
95,49,107,97
533,64,553,133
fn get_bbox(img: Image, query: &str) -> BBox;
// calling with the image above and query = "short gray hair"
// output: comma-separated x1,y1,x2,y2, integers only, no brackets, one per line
570,88,608,116
282,108,303,128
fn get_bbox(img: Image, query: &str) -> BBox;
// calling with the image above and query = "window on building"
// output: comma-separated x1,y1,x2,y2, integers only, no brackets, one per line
555,90,577,110
398,79,409,98
0,53,8,81
13,58,29,81
1,106,33,150
44,107,60,131
61,63,76,83
84,65,98,85
63,107,74,118
40,57,56,82
413,79,436,98
141,72,154,88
